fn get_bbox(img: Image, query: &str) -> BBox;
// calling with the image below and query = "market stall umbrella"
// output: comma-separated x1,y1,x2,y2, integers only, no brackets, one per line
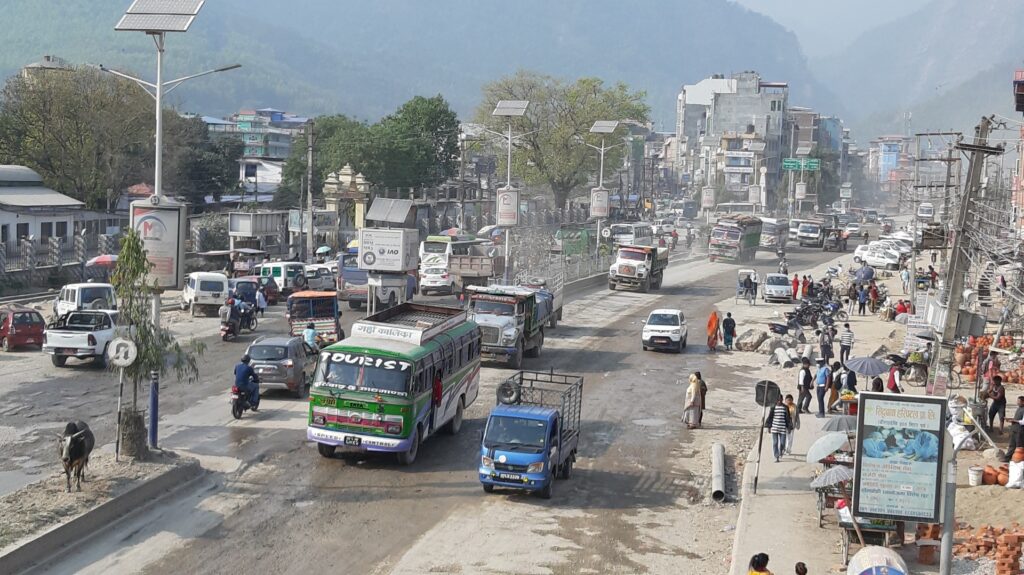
806,431,851,464
855,265,875,284
821,415,858,435
315,246,332,255
85,254,118,268
844,356,891,377
810,464,855,488
442,227,466,236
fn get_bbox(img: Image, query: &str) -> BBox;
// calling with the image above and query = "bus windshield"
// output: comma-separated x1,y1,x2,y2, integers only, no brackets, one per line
317,352,411,395
610,225,633,236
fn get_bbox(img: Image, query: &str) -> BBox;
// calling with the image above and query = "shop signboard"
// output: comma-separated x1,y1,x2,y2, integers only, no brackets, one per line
131,199,186,289
853,393,946,523
496,187,519,226
358,228,418,272
590,187,610,218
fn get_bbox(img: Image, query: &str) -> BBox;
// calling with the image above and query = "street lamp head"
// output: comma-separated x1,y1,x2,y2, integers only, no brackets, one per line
492,100,529,117
590,120,619,134
115,0,204,33
215,64,242,73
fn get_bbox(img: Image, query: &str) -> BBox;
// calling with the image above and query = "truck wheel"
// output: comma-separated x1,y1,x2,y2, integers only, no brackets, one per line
549,314,557,329
608,281,616,291
539,474,553,499
0,338,9,352
189,302,196,317
446,397,464,435
51,355,67,368
396,427,420,465
559,456,574,479
510,342,523,369
317,443,336,458
386,293,397,309
526,331,543,358
482,484,494,493
641,278,651,293
349,301,362,310
653,275,663,290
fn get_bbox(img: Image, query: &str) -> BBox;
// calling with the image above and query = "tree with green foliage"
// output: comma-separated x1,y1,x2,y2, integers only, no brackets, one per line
275,95,460,207
111,229,204,457
163,117,244,207
806,147,841,209
0,67,154,209
474,71,649,209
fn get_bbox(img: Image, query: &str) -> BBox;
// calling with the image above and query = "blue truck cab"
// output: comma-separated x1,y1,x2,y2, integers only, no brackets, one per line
479,370,582,499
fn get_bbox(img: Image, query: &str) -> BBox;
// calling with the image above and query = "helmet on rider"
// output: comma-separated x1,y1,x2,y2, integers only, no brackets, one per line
228,298,235,305
241,354,251,364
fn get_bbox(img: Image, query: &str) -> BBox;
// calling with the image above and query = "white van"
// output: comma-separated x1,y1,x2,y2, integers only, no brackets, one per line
254,262,307,295
53,283,117,318
181,272,229,316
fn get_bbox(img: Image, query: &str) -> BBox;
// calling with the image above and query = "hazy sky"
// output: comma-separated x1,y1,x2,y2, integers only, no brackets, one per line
732,0,931,58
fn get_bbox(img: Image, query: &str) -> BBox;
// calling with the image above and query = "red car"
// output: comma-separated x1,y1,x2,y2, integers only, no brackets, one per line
0,305,46,351
249,275,281,305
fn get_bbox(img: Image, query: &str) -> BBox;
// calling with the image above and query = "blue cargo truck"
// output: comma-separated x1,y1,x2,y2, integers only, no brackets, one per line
479,370,582,499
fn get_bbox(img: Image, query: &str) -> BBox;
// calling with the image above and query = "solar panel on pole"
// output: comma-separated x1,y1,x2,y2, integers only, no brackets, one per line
493,100,529,117
116,0,204,32
589,120,619,134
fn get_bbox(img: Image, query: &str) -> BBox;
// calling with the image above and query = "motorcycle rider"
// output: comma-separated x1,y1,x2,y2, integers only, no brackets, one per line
219,298,241,336
670,229,679,250
234,354,260,410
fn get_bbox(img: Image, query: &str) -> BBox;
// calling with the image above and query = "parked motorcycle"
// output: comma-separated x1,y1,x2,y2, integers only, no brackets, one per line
768,317,807,343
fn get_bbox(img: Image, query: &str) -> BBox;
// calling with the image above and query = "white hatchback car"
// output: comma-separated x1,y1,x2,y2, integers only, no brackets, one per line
641,309,688,353
419,267,453,295
762,273,794,303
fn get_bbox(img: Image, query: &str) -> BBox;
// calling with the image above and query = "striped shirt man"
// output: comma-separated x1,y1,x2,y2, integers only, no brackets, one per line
839,325,855,363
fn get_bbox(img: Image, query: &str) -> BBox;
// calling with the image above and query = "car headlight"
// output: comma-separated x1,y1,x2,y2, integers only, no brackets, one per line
526,462,544,474
481,456,494,470
671,329,680,335
501,330,517,345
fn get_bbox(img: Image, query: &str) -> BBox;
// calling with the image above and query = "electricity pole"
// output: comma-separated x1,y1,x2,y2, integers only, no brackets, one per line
938,116,1003,575
306,120,315,263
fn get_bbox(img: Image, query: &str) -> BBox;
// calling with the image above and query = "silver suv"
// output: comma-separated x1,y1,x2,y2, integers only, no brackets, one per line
245,336,319,398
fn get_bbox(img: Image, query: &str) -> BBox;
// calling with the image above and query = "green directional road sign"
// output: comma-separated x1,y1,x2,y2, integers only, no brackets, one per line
782,158,821,171
782,158,801,170
804,158,821,171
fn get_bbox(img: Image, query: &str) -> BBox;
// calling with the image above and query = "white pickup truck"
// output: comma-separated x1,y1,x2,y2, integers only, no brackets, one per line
42,310,120,368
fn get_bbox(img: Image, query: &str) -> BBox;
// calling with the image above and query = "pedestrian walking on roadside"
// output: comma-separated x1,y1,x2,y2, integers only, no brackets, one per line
794,562,808,575
839,323,854,363
696,371,708,426
931,250,938,265
846,283,858,315
828,362,844,413
767,396,792,463
989,375,1007,433
929,265,939,289
818,328,834,364
785,394,800,455
1000,396,1024,462
871,376,884,393
886,363,904,394
868,281,880,313
706,310,722,352
682,373,703,429
792,274,800,301
801,275,810,299
815,359,832,418
797,357,813,414
857,285,868,316
900,267,911,294
722,312,737,350
748,552,774,574
256,287,268,318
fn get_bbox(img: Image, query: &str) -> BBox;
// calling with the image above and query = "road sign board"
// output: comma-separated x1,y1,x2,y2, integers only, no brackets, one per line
804,158,821,171
108,338,138,368
782,158,821,171
782,158,801,170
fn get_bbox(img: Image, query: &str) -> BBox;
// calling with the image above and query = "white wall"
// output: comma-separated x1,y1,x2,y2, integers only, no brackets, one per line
0,209,75,246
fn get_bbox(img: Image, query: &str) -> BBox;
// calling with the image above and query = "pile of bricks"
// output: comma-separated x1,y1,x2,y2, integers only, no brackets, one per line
948,523,1024,573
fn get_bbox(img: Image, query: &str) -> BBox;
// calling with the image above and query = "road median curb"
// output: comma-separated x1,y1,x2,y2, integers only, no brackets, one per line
727,445,760,575
0,458,205,575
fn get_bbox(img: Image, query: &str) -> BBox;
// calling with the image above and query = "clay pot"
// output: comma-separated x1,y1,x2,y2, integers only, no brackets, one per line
999,472,1010,487
1012,448,1024,463
1000,463,1010,475
983,465,998,485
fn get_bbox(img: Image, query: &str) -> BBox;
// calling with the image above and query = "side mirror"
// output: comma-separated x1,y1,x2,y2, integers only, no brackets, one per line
640,319,647,325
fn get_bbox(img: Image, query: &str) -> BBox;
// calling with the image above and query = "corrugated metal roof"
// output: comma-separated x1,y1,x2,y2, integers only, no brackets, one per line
0,187,84,208
0,165,44,183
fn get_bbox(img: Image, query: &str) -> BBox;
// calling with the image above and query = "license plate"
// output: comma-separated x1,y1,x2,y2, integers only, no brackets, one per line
230,394,239,400
56,348,74,354
497,472,522,481
258,367,272,373
653,337,669,343
25,338,35,343
344,436,361,447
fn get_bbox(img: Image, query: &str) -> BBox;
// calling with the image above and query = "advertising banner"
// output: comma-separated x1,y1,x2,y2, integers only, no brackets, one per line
496,187,519,226
853,393,946,523
747,185,761,204
795,182,807,200
701,187,715,209
590,187,610,218
130,200,186,289
358,228,418,272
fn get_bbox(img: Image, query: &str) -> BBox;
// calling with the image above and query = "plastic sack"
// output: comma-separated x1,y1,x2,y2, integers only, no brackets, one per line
1008,461,1024,489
